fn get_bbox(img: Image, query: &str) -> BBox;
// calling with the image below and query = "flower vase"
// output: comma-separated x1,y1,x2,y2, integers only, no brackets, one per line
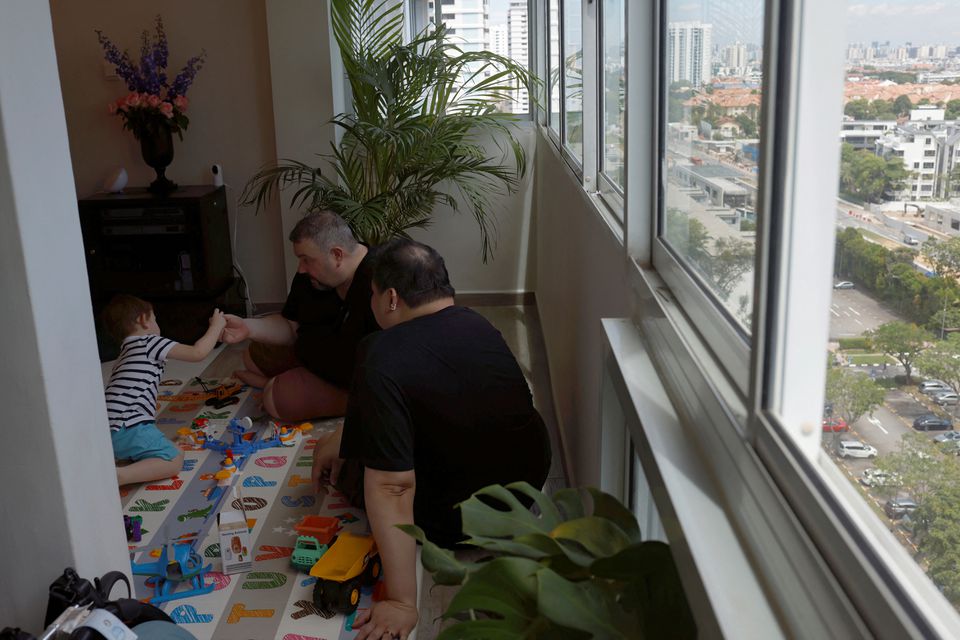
139,127,178,195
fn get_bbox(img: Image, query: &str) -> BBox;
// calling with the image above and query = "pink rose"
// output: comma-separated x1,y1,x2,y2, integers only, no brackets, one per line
147,94,162,108
159,102,174,118
124,92,142,108
173,95,189,111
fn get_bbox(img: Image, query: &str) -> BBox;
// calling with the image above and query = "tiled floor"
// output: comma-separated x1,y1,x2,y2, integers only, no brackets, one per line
101,303,564,640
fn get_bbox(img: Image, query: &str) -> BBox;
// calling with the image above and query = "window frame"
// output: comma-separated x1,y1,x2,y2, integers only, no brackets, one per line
597,0,625,220
630,0,960,635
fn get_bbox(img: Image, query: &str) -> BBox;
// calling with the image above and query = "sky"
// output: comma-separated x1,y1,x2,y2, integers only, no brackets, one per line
484,0,960,47
667,0,960,47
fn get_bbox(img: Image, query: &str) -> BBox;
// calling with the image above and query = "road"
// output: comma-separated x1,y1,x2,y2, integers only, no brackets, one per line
829,287,901,339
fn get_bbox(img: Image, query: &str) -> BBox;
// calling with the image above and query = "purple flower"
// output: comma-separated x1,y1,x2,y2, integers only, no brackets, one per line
96,15,204,101
169,51,207,98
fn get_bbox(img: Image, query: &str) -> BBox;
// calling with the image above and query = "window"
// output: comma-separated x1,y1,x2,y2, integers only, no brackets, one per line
547,0,560,133
952,219,959,231
924,161,935,169
657,0,762,369
600,0,625,200
562,0,583,164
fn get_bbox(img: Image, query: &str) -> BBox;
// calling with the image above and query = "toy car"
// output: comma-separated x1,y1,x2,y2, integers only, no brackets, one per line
309,532,381,614
291,535,329,571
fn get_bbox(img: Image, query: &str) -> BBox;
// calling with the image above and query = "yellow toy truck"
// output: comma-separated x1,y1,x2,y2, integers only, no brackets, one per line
309,531,382,614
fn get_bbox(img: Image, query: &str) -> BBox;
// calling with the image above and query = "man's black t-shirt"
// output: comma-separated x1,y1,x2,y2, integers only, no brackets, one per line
280,252,379,388
340,305,551,547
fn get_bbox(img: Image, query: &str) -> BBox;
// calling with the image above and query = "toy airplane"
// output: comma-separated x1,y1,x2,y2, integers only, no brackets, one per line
131,538,214,605
203,416,282,457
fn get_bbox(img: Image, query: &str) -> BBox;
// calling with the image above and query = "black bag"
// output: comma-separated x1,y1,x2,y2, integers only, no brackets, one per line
44,568,172,630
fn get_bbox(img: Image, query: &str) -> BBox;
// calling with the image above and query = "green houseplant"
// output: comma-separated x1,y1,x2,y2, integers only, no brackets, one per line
242,0,537,260
401,482,696,639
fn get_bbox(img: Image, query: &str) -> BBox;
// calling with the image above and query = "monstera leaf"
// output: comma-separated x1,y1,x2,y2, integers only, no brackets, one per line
401,483,697,639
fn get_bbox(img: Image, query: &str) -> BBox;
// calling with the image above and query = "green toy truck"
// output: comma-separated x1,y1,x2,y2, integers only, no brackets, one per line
309,531,381,614
291,535,329,571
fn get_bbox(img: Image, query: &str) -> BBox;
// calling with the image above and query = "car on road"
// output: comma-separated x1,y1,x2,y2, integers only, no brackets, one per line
919,380,952,394
859,468,902,488
833,281,855,289
934,391,960,406
912,414,954,431
884,498,918,520
822,417,848,432
934,431,960,443
837,440,878,459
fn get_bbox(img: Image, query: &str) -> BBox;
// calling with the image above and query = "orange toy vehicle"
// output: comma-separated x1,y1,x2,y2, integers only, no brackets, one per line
309,531,381,614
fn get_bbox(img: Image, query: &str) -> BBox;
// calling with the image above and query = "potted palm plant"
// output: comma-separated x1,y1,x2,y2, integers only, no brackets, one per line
242,0,537,260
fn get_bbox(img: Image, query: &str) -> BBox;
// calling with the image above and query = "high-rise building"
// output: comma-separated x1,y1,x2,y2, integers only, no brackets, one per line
723,42,747,74
488,24,508,58
507,0,529,113
667,22,713,88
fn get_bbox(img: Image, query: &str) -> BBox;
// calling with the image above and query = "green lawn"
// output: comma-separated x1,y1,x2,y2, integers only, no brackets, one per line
846,353,896,366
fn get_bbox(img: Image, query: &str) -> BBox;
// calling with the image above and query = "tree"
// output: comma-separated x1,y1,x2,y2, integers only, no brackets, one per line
916,334,960,395
894,94,913,116
837,143,909,202
708,237,754,300
946,99,960,121
735,113,757,138
866,322,930,383
915,469,960,604
877,433,944,507
922,238,960,337
844,99,871,120
824,367,885,428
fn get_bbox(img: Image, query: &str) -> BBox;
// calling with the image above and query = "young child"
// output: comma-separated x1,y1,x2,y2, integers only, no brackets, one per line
101,295,227,486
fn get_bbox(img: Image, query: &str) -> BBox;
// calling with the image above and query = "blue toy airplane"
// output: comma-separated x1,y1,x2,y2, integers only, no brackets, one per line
131,538,214,605
202,416,282,457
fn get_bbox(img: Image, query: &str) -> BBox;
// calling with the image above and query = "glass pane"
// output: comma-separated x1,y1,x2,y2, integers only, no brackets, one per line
824,6,960,614
548,0,560,132
562,0,583,164
661,0,763,333
498,0,530,114
601,0,625,191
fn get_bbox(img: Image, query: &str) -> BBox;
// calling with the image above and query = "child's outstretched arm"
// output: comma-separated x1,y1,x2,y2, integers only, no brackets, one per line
168,309,228,362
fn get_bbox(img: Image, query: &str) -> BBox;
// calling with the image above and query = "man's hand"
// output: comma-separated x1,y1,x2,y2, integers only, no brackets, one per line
220,314,250,344
352,600,418,640
312,426,344,493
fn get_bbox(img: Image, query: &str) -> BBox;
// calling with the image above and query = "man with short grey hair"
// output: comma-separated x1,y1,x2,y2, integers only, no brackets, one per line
221,211,379,420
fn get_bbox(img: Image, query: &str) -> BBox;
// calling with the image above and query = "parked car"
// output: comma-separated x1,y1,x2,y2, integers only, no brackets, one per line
934,431,960,443
884,498,918,520
833,281,855,289
933,391,960,406
822,417,848,433
837,440,878,459
913,414,954,431
919,380,952,394
859,468,902,488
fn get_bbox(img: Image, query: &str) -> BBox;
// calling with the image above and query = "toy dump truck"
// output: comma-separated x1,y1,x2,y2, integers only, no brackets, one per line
309,531,381,614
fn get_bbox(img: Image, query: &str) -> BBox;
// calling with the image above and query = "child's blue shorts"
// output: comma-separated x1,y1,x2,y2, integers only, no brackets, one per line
112,422,180,462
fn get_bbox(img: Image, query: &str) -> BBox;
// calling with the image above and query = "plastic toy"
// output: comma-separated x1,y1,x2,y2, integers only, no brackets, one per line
290,516,341,572
272,421,314,447
295,515,342,540
157,377,243,405
309,532,381,614
131,540,214,605
291,536,330,572
124,515,143,542
203,417,282,457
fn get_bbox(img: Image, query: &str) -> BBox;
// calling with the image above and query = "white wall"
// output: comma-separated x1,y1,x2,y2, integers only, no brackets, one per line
410,123,537,294
0,2,129,628
50,0,288,303
534,129,631,487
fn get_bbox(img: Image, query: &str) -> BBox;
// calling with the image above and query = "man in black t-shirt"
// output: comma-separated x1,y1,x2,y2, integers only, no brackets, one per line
312,239,551,639
220,212,379,421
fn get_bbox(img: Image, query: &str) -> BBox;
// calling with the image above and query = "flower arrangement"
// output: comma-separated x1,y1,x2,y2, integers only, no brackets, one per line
96,16,206,141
